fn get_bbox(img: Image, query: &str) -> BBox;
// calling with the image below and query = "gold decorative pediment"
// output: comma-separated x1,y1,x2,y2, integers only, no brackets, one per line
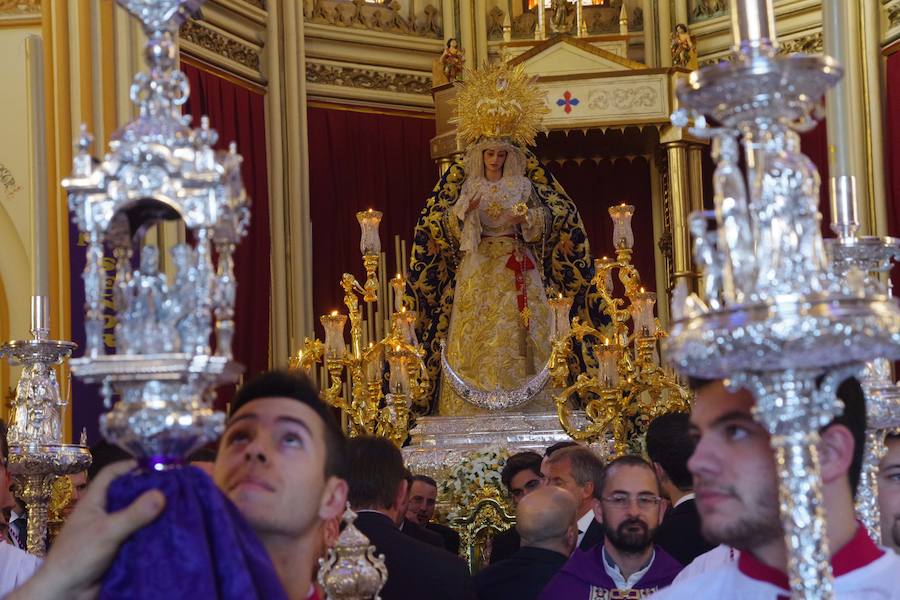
508,36,646,77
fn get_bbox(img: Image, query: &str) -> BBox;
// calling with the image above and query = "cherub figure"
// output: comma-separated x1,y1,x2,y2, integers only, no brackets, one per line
440,38,465,82
671,23,698,69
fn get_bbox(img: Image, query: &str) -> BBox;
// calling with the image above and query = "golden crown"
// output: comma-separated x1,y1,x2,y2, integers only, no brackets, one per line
453,62,549,148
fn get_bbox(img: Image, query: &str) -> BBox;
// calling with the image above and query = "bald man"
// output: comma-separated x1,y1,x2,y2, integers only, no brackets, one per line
475,486,578,600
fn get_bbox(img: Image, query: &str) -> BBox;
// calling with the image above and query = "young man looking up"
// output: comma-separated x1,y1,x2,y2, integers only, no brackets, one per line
654,378,900,598
12,370,349,600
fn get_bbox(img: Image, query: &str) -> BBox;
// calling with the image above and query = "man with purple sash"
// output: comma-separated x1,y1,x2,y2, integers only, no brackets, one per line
540,456,682,599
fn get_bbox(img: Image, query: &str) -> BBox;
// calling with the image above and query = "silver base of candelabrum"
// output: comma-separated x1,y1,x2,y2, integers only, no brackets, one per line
63,0,249,462
1,296,92,556
826,231,900,541
668,1,900,597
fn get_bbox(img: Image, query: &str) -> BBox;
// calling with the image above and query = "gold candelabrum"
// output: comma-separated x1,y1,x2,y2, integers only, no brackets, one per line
549,205,691,455
290,210,429,447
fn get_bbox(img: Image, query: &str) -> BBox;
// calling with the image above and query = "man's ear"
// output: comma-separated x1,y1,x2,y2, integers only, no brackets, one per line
819,424,855,488
583,481,595,503
393,479,409,512
320,476,349,521
652,461,669,485
592,498,603,524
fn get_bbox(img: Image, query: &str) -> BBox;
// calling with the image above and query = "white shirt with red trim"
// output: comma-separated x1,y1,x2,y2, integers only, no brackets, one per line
652,526,900,599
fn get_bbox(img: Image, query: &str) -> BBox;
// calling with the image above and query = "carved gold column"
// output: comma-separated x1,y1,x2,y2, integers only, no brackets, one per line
656,0,672,67
823,0,887,235
674,0,688,29
474,0,488,65
664,141,698,292
641,0,658,67
442,0,457,43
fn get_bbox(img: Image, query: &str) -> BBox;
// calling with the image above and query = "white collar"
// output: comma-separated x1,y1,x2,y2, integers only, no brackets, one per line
602,545,655,589
673,492,695,509
576,509,596,545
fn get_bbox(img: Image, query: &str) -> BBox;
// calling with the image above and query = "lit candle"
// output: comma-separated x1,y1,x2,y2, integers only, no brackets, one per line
320,311,348,359
608,204,635,250
391,273,405,310
548,293,573,341
357,208,383,256
630,289,657,337
598,340,619,388
388,346,410,395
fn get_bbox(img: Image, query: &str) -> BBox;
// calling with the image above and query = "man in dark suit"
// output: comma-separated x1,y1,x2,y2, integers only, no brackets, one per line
346,436,476,600
646,412,715,566
475,485,577,600
398,470,445,549
405,474,460,554
490,450,545,564
544,446,605,551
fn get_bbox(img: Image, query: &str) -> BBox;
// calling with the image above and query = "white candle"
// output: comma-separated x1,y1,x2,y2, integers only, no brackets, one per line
26,35,48,297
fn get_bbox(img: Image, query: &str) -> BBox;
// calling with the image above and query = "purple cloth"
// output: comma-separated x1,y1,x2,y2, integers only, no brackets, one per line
100,466,288,600
538,544,683,599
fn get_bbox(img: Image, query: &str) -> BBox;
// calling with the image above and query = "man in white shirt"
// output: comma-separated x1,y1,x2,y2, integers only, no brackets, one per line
879,432,900,553
543,445,605,551
0,421,40,595
654,377,900,599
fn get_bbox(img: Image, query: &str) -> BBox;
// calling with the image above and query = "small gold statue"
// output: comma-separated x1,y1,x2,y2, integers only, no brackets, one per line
671,23,698,70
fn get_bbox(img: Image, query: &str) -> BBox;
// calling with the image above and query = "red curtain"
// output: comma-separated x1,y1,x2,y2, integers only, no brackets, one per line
544,157,657,291
183,62,271,384
307,106,437,323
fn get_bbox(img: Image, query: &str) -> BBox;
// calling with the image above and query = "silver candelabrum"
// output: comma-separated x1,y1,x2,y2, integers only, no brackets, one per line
667,1,900,598
825,175,900,542
0,297,91,556
62,0,248,462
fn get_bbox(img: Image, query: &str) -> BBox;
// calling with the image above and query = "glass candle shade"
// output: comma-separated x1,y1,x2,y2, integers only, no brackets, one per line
391,274,405,311
630,290,657,337
387,347,410,395
365,344,383,384
320,312,348,359
609,204,635,250
357,209,383,255
594,257,614,294
548,294,573,341
597,343,619,388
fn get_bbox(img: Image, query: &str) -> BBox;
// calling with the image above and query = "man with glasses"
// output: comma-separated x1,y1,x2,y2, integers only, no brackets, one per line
539,455,682,599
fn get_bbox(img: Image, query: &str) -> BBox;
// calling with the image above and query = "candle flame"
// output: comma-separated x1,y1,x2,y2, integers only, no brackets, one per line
558,292,563,300
640,286,644,293
330,310,339,316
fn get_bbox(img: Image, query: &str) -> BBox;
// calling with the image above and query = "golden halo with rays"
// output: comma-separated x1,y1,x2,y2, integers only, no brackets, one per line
452,62,549,149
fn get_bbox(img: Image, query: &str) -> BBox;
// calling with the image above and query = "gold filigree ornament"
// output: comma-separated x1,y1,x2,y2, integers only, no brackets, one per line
452,63,549,148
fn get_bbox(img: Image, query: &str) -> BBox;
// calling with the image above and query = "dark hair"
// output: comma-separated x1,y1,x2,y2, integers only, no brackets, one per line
500,451,543,491
545,446,604,493
544,441,578,457
0,419,7,460
88,440,131,480
412,474,437,488
231,370,346,479
597,455,659,499
446,38,456,48
346,436,407,510
645,412,694,491
828,377,867,498
687,377,716,391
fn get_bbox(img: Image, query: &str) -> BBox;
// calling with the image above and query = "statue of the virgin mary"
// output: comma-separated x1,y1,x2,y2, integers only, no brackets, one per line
407,63,597,416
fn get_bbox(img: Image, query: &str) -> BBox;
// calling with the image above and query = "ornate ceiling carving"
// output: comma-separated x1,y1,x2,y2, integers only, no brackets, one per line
180,19,261,71
306,62,431,95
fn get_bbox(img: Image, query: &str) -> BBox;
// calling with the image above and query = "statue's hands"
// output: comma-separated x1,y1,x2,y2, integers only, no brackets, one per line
465,193,481,216
10,460,166,600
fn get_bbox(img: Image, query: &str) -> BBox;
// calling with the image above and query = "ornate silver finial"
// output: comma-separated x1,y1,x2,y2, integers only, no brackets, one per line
667,0,900,596
62,0,249,462
317,505,388,600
